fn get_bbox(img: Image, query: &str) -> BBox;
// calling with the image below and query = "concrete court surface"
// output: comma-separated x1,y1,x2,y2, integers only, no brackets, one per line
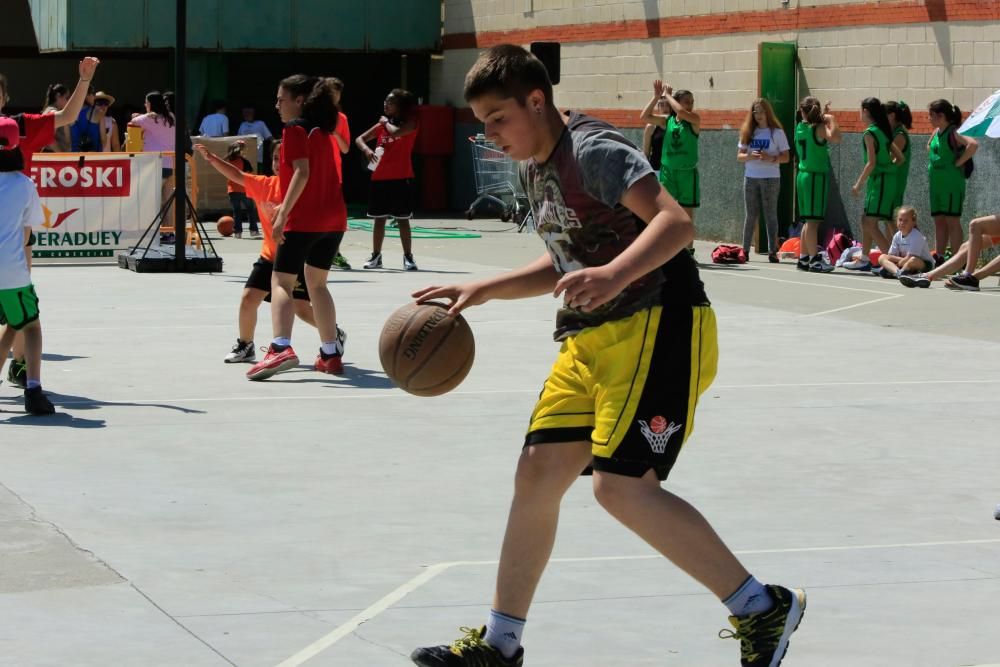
2,221,1000,667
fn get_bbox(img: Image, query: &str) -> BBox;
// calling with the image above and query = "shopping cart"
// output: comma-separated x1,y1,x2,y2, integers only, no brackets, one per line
466,134,532,230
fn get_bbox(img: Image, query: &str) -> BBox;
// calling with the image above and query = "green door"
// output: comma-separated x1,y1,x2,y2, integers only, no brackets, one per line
758,42,797,252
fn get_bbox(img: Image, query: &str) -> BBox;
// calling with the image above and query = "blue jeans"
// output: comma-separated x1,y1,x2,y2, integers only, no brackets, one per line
229,192,259,234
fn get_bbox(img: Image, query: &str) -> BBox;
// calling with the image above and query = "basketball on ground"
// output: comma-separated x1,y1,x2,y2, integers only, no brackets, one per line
379,302,475,397
217,216,235,237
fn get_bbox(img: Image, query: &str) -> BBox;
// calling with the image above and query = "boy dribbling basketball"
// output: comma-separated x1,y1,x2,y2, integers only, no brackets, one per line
410,45,805,667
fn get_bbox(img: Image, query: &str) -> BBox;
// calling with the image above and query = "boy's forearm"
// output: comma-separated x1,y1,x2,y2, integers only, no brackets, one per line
607,213,692,287
479,254,560,301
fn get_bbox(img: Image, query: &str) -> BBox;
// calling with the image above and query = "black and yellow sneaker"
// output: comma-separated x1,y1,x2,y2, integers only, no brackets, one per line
411,626,523,666
719,585,806,667
6,358,27,389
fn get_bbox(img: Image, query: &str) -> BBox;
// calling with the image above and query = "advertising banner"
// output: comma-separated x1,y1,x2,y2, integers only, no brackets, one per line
29,152,162,262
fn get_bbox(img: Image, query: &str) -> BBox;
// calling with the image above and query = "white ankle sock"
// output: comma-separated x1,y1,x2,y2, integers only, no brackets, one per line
723,575,774,617
484,609,525,659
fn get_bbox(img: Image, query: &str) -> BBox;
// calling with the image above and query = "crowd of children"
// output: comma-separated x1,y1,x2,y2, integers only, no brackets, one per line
640,83,993,287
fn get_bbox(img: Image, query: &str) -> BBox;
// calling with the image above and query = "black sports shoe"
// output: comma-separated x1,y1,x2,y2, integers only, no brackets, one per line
6,358,27,389
795,257,810,272
411,626,523,666
899,273,930,288
947,272,980,291
719,585,806,667
24,386,55,416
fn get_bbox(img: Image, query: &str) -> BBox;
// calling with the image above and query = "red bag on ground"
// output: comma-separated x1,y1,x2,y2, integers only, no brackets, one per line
711,244,748,264
827,232,852,264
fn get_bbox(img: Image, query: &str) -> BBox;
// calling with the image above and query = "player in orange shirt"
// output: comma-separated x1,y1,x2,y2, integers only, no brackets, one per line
195,142,339,364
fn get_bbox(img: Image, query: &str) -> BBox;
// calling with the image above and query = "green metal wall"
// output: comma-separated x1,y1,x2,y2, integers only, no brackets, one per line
29,0,441,52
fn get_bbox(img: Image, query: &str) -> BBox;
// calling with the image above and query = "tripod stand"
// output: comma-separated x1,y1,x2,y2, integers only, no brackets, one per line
118,188,223,273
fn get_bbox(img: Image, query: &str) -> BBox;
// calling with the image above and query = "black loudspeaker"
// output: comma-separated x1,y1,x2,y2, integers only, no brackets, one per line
530,42,560,85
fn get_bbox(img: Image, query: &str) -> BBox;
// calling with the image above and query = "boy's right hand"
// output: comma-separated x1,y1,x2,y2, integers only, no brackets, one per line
653,79,664,98
193,144,210,159
412,282,487,316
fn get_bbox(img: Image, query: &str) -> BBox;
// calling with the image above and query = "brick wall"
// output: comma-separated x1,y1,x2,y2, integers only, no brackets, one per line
434,2,1000,131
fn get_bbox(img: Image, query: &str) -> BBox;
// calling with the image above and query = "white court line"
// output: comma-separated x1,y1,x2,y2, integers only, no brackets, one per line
707,270,900,296
41,378,1000,407
274,537,1000,666
804,293,903,317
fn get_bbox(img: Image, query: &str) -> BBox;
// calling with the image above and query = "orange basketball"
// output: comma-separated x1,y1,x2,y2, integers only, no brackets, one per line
217,216,235,237
379,301,475,397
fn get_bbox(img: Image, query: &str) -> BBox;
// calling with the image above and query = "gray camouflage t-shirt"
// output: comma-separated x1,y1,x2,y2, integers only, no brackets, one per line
521,112,665,340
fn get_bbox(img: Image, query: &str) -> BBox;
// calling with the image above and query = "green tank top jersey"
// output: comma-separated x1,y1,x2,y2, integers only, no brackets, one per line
893,126,911,174
794,122,830,173
661,116,699,171
863,125,893,174
928,125,961,174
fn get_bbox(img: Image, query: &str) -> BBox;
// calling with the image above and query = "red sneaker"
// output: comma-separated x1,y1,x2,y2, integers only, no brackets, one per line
314,350,345,375
246,345,299,380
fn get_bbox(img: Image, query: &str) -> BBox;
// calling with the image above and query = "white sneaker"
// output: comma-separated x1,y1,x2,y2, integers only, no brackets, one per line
842,259,871,271
224,339,256,363
363,252,382,269
403,253,418,271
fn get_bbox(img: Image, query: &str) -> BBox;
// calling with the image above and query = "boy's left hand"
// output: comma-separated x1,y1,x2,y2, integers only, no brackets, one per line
554,266,624,313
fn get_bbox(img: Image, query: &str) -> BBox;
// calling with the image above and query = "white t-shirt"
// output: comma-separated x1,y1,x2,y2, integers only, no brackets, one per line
0,172,43,289
237,120,273,164
739,127,790,179
888,228,934,264
199,112,229,137
132,112,176,168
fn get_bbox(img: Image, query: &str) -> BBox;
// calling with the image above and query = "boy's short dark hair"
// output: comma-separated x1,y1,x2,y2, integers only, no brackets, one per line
463,44,553,107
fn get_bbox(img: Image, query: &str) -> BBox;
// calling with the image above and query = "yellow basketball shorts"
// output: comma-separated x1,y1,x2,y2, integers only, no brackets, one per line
525,304,718,480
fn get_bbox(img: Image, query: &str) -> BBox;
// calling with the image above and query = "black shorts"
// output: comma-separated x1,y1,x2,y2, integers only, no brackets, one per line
245,257,310,302
26,232,36,247
273,231,343,275
368,178,414,219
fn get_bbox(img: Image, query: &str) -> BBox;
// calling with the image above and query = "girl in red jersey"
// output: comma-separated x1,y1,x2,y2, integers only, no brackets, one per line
355,88,420,270
1,57,99,390
246,75,348,381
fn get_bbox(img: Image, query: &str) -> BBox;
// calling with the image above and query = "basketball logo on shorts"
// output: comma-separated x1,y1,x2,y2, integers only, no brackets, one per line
637,416,683,454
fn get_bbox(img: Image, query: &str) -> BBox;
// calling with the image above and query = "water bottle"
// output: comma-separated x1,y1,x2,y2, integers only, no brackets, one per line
367,146,384,172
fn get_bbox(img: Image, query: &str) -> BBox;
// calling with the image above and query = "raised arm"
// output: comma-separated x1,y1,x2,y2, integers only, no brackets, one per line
52,57,100,129
819,102,842,144
193,144,248,187
639,79,667,128
662,87,700,132
381,116,418,138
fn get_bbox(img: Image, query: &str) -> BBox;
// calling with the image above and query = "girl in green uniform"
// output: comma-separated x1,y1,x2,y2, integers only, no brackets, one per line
927,99,978,263
885,100,912,231
794,96,842,271
640,79,700,254
851,97,904,265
